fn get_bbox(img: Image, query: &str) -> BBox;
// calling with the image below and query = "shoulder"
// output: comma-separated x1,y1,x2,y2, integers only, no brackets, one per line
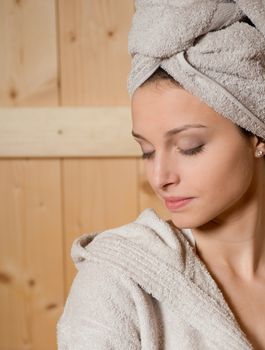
71,208,188,269
57,261,141,349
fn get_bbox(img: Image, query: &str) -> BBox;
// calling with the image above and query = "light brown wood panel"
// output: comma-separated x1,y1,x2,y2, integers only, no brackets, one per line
58,0,134,106
0,0,58,106
138,158,170,221
0,159,64,350
0,107,140,157
62,158,138,293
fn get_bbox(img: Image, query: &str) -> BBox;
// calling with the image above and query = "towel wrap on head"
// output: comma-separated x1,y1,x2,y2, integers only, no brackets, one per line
127,0,265,141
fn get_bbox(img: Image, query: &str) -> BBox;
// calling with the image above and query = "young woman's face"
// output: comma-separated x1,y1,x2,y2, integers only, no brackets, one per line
131,81,257,229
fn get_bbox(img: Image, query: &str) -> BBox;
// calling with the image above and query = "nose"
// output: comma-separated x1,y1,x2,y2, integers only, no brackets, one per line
152,151,180,190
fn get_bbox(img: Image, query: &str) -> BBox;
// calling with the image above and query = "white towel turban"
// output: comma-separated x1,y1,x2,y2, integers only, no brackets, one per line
127,0,265,141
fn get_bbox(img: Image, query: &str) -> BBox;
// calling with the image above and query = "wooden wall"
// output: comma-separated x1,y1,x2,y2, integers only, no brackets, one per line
0,1,169,349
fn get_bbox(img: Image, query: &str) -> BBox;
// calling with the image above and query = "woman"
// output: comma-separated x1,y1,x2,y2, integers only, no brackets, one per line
57,1,265,349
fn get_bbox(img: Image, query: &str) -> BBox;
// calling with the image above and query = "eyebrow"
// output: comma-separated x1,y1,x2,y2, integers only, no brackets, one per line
131,124,207,141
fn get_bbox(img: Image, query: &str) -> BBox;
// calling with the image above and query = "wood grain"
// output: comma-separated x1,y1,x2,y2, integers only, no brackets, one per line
58,0,134,106
0,159,64,349
0,0,58,106
62,158,138,293
0,107,140,157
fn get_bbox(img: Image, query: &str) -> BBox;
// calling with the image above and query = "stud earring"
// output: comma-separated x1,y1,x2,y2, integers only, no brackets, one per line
255,149,264,158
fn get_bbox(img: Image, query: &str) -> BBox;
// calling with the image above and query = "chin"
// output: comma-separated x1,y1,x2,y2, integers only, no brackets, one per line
170,210,215,230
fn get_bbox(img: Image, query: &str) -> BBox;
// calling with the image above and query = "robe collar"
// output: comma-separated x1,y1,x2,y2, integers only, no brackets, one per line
72,208,254,349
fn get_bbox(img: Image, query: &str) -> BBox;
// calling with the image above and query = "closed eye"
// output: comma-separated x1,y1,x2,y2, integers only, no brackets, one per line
141,145,205,160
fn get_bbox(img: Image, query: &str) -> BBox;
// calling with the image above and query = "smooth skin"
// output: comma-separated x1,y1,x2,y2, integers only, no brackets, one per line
131,80,265,349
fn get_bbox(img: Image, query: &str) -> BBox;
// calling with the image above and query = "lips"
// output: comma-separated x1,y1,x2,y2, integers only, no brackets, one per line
164,196,192,201
164,197,194,210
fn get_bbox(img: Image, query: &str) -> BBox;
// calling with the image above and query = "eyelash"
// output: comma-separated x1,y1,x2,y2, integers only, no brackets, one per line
141,145,205,160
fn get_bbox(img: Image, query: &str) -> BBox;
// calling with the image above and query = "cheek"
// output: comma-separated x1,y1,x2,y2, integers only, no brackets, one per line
192,146,254,208
142,142,254,208
170,155,254,229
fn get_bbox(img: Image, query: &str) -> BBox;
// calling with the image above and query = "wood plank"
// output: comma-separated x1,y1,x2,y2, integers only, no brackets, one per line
0,159,64,349
58,0,134,106
0,0,58,106
62,158,138,293
0,107,141,157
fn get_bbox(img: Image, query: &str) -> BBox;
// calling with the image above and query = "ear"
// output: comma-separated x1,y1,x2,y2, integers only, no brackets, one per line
253,136,265,157
256,136,265,149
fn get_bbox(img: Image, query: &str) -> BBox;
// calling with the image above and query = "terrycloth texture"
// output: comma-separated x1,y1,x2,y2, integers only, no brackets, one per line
57,208,254,349
127,0,265,141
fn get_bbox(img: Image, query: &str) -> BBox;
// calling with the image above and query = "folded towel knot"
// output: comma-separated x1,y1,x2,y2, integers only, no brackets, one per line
129,1,244,59
127,0,265,140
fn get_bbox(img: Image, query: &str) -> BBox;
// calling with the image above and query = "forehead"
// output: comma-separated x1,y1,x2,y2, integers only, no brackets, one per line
131,123,208,142
131,84,238,139
131,83,234,132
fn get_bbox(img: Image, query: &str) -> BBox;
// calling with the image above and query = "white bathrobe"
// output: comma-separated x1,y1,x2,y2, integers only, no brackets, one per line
56,208,253,349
